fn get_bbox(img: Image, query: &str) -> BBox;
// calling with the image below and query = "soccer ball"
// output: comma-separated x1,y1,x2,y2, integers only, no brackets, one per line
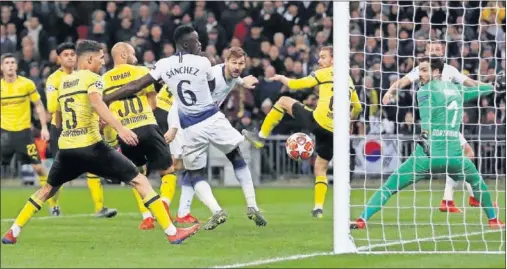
285,132,315,161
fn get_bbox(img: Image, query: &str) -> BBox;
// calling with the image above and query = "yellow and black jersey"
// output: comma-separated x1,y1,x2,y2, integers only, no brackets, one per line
57,70,103,149
0,76,40,131
102,64,157,130
46,69,73,125
155,84,174,112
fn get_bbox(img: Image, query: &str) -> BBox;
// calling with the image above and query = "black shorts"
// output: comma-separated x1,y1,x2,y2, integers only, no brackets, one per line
292,102,334,161
0,128,41,165
48,141,138,186
154,107,169,134
118,124,173,170
49,124,61,158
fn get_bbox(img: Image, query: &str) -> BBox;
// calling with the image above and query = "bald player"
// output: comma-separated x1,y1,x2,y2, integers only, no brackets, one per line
102,42,177,230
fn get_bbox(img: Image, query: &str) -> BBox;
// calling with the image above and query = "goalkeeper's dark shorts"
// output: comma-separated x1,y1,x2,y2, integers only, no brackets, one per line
292,102,333,161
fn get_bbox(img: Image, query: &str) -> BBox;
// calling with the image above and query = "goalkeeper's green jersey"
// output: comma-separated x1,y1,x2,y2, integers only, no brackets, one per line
416,80,493,156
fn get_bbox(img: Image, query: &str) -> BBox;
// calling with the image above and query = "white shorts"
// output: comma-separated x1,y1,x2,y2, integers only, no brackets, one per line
459,133,467,147
182,112,244,170
170,130,184,159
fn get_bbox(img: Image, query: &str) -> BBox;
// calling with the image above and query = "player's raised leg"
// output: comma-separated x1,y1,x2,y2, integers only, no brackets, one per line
243,96,298,148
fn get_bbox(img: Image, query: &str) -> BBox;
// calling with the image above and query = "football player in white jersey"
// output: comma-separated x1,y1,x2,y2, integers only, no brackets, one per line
165,47,265,227
103,26,265,230
382,42,489,212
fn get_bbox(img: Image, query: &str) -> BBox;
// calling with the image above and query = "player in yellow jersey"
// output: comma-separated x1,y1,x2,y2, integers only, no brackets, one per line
0,53,53,210
102,42,177,230
243,46,362,218
2,40,198,245
154,84,173,134
45,42,117,218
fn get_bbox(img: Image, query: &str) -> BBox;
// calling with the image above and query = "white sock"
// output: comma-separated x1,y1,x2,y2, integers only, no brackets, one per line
178,185,195,218
164,224,177,236
11,224,21,237
465,182,475,197
443,175,457,201
142,211,153,220
194,180,222,214
234,166,258,210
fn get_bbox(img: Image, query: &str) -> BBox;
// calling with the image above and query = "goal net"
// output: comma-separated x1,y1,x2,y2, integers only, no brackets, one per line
334,1,506,254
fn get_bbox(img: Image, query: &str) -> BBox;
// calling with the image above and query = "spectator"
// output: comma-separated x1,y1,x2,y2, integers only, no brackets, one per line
20,16,49,60
254,65,283,107
268,46,284,73
220,1,246,41
148,25,167,60
399,111,421,135
244,24,266,58
143,50,156,69
18,45,37,77
233,16,253,44
1,24,16,53
89,22,109,45
257,1,285,41
235,111,257,132
135,4,153,28
115,18,136,43
162,43,174,58
152,2,170,27
57,12,78,44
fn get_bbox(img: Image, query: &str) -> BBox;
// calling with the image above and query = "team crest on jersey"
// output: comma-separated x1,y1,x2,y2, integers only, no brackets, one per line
47,85,55,92
95,81,103,89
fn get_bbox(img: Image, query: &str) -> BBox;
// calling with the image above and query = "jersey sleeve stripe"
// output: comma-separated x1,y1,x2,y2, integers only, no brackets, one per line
310,72,322,84
103,84,125,95
0,93,31,100
319,81,333,85
57,90,88,100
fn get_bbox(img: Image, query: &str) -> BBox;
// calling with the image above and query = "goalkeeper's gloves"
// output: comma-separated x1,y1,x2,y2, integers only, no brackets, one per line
417,131,430,156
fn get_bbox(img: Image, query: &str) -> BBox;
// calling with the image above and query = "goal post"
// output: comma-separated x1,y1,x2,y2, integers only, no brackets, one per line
335,1,506,254
332,1,357,254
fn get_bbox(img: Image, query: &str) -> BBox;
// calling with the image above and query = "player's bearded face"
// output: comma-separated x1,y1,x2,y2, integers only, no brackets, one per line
60,50,76,69
227,57,245,78
126,46,138,65
418,62,430,84
318,50,332,68
1,58,17,76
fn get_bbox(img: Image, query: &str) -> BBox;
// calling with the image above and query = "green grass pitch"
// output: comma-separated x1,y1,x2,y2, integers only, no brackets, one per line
0,185,505,268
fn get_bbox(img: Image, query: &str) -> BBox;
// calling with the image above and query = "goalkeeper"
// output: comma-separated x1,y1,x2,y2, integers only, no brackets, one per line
351,57,505,230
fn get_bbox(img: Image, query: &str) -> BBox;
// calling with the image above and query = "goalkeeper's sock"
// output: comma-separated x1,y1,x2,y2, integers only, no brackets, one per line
360,185,395,221
160,173,177,205
133,188,153,219
470,180,496,219
232,160,258,210
314,176,328,210
38,175,59,208
143,191,177,235
259,104,285,138
11,195,44,236
178,185,195,218
465,181,475,197
443,175,457,201
87,174,104,213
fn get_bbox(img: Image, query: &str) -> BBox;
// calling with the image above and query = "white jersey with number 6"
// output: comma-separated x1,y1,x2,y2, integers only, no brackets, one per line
149,52,218,128
151,52,243,170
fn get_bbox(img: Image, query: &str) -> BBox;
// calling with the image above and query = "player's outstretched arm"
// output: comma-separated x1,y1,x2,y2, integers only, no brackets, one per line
271,74,318,90
103,74,156,105
89,92,138,146
382,76,412,105
462,84,495,102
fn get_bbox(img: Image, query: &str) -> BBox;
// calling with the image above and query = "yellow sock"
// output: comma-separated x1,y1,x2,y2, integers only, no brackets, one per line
87,174,104,213
143,191,171,230
38,175,59,208
133,189,150,214
259,104,285,138
160,173,177,205
314,176,328,209
14,195,43,228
